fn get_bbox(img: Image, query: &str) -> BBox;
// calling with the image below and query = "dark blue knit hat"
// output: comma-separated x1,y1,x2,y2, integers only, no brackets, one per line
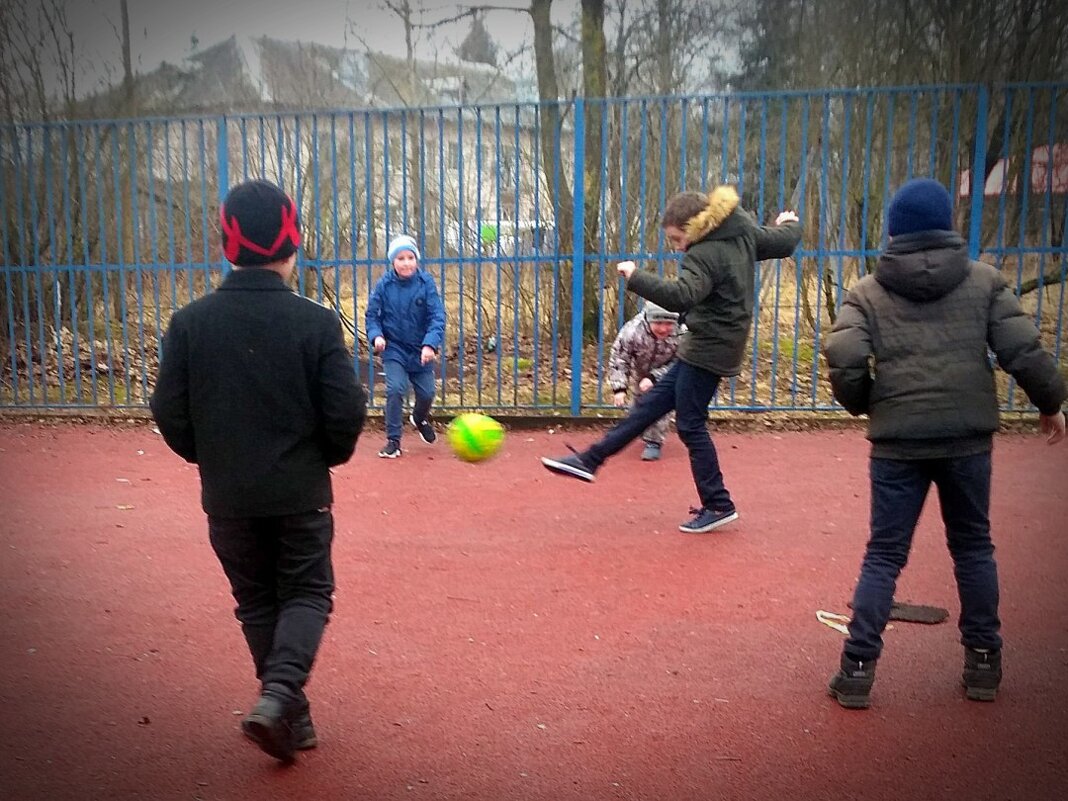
888,178,954,237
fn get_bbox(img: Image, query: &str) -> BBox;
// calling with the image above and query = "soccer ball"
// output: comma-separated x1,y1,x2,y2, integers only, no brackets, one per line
446,412,505,462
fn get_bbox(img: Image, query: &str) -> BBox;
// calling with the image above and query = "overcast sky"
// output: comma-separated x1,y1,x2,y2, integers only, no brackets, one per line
64,0,578,95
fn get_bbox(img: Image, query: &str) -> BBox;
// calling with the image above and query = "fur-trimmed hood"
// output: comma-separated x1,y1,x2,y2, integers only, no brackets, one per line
683,186,741,243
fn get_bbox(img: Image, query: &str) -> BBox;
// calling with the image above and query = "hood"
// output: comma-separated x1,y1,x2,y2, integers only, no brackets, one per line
875,230,970,302
684,186,743,243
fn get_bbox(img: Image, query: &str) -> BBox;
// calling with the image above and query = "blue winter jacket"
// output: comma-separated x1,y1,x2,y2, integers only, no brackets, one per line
365,268,446,371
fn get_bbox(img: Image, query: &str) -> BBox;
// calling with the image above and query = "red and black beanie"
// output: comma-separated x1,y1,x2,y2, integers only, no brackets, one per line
220,179,301,267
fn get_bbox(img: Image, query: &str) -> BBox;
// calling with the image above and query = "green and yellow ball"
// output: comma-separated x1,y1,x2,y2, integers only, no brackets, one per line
446,412,505,462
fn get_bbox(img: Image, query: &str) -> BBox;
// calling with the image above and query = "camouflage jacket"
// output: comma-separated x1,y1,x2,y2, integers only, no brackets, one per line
606,312,680,393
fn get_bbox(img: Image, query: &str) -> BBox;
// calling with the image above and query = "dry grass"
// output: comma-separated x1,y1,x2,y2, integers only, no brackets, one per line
2,253,1065,412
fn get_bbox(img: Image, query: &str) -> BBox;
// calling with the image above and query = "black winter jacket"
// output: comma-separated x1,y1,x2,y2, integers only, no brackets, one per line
627,186,801,376
150,268,367,517
824,230,1066,458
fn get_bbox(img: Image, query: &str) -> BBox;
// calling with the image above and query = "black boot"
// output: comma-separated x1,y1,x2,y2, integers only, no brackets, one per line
962,647,1002,701
828,653,877,709
292,694,318,749
241,683,298,763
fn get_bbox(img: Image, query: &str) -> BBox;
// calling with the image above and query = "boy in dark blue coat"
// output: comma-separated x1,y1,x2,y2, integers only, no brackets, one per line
365,235,446,457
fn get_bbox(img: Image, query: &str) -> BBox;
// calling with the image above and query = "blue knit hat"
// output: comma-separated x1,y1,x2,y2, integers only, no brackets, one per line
387,234,420,263
888,178,954,237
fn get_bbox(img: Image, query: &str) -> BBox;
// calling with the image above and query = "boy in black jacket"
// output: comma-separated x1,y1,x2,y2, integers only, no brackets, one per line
824,178,1066,709
542,187,801,533
151,179,367,761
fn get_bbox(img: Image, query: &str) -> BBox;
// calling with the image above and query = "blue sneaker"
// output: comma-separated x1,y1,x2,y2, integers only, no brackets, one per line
678,506,738,533
540,446,596,482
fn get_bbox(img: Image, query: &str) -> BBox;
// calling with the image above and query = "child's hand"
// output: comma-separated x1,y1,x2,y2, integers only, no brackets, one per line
613,390,628,408
1040,411,1066,445
420,345,437,365
638,377,654,393
617,260,637,280
775,210,799,225
373,336,386,353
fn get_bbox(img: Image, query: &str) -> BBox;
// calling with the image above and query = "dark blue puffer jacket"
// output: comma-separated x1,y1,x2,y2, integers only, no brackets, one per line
365,268,446,370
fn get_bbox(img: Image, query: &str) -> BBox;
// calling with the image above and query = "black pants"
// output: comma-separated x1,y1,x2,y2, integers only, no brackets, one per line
846,452,1001,661
208,509,335,698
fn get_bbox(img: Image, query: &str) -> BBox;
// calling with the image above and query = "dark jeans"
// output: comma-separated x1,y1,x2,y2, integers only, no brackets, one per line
584,361,733,511
208,509,335,698
383,358,436,441
846,452,1001,662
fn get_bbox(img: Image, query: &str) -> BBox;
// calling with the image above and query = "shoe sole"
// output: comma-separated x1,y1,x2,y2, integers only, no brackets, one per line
540,457,595,482
962,678,998,702
827,686,871,709
241,716,297,763
378,449,402,458
641,452,660,461
410,415,436,444
678,510,739,533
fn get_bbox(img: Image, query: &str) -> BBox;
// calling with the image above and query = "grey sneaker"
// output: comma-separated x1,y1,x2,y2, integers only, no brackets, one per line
641,441,662,461
962,647,1002,701
378,439,402,458
827,654,877,709
540,447,596,482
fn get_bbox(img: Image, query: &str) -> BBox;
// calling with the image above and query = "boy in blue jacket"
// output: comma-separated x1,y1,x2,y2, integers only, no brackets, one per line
365,235,446,457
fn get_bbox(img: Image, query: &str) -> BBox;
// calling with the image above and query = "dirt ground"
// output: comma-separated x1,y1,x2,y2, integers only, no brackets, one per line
1,420,1066,801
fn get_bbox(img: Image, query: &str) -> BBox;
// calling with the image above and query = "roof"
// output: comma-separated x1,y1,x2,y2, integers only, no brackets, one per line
74,34,518,118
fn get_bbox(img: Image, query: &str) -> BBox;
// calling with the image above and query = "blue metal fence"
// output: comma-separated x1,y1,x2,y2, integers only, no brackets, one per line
2,83,1065,413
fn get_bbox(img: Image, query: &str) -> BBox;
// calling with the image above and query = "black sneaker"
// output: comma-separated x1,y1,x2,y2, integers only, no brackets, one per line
378,439,402,458
241,688,298,762
410,413,437,444
540,446,595,482
827,653,877,709
962,647,1002,701
678,506,739,533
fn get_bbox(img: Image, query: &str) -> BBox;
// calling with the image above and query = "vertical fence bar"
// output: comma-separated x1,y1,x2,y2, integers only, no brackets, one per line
44,125,67,404
570,97,587,416
216,117,230,275
78,123,98,405
967,86,988,260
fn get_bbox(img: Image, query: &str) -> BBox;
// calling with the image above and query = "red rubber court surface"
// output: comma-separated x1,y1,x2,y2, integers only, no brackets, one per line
1,421,1066,801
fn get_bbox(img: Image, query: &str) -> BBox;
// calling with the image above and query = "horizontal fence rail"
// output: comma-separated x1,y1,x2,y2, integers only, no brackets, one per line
1,83,1065,414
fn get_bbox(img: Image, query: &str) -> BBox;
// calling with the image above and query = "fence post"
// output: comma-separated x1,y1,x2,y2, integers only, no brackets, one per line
967,86,988,260
570,98,586,415
217,116,230,274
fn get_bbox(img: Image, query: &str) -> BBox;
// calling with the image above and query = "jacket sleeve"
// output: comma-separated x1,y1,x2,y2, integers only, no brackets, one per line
626,251,715,313
824,291,874,416
987,279,1067,415
606,322,635,392
149,313,197,463
317,316,367,467
422,277,446,352
364,279,385,344
755,221,802,261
